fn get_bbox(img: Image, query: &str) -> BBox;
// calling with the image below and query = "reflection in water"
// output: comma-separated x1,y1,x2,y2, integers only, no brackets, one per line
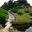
25,27,32,32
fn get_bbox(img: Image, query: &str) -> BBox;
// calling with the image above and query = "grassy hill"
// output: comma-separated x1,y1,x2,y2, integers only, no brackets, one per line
16,6,32,24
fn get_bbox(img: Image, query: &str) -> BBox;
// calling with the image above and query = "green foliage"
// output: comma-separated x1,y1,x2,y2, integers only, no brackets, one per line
11,9,17,13
17,12,23,16
0,8,8,17
24,10,29,13
8,0,13,8
1,2,10,11
18,0,27,5
1,0,28,11
1,0,31,24
16,7,32,24
0,8,7,27
29,13,32,16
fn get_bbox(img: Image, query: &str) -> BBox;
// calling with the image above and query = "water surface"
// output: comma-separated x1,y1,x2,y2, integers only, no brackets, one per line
25,27,32,32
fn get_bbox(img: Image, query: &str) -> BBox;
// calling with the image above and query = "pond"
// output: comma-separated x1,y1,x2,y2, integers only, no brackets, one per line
25,27,32,32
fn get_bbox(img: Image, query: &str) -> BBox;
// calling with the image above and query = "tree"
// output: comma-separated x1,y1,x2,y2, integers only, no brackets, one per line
18,0,27,4
8,0,13,9
1,0,30,13
0,16,6,27
11,8,18,13
1,2,9,11
1,0,13,11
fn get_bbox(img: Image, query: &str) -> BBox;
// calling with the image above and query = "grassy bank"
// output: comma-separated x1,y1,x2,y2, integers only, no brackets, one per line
15,7,32,24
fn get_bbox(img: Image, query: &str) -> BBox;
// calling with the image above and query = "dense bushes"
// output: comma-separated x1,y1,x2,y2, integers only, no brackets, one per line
29,13,32,16
12,22,32,31
17,12,23,16
0,8,8,27
0,16,6,27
